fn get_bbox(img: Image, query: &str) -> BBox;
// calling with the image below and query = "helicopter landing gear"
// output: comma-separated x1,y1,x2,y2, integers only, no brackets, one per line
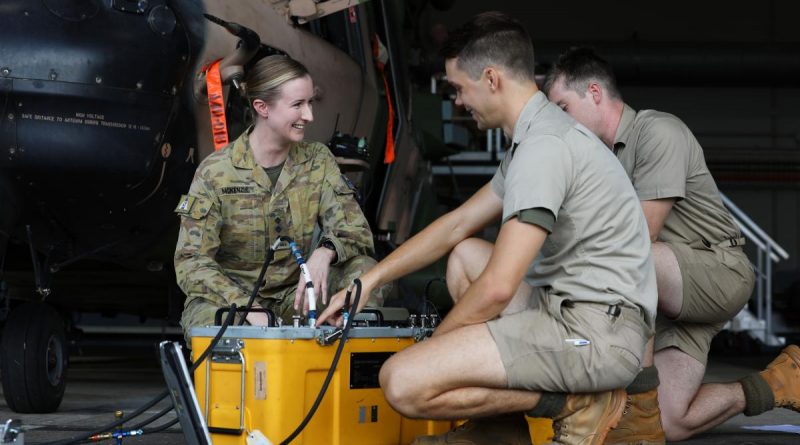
0,301,68,413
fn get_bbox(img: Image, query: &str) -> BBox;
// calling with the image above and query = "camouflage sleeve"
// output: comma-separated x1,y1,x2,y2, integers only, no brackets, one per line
174,171,250,308
316,148,375,264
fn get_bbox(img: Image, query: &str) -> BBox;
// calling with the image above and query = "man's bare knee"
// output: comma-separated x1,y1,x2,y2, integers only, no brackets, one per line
446,238,492,302
655,348,705,441
445,256,468,303
660,415,692,442
658,390,701,441
380,355,426,417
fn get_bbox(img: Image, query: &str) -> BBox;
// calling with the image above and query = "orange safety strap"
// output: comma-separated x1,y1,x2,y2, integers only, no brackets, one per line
204,59,229,150
380,72,395,164
373,35,395,164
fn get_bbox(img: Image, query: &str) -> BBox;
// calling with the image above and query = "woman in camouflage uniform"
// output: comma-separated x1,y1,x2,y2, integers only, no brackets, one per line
174,56,383,340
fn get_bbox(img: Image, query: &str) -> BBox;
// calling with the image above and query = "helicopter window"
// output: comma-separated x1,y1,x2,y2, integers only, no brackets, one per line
304,8,368,70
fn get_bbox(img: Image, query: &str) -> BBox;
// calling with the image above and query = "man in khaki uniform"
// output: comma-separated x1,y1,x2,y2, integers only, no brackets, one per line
545,46,800,443
175,129,384,342
318,13,657,445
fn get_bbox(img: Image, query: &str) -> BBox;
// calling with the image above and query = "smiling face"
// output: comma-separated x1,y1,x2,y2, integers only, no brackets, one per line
445,58,495,130
257,74,315,144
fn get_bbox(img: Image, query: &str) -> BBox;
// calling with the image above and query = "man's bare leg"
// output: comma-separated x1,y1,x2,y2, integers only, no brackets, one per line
380,322,540,419
648,243,747,441
382,319,627,445
389,237,627,445
654,347,746,441
651,243,683,318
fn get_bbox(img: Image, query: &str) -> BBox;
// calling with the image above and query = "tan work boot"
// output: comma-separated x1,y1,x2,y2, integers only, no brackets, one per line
760,344,800,411
604,389,665,445
550,388,625,445
411,414,531,445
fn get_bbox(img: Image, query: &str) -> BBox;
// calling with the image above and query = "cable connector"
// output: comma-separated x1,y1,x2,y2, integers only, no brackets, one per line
89,429,144,442
288,241,317,327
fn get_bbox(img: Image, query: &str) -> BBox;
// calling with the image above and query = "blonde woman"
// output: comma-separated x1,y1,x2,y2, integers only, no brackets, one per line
175,55,384,340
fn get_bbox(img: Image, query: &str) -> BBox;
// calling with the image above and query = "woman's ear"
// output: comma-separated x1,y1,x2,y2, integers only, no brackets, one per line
252,99,269,119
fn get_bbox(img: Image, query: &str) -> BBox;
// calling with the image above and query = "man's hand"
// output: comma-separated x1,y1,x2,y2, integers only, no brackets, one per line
316,279,374,326
293,247,336,313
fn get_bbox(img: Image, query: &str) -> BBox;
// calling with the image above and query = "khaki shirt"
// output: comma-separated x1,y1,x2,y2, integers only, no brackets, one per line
492,92,657,327
174,129,374,308
614,105,741,246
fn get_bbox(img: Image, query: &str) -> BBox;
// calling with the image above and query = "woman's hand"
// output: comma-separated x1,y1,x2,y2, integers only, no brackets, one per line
293,247,336,313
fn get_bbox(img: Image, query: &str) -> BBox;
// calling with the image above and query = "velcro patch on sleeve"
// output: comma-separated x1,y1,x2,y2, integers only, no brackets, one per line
175,194,196,214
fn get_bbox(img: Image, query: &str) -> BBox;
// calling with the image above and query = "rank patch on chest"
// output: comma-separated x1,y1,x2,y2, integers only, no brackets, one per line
220,186,254,195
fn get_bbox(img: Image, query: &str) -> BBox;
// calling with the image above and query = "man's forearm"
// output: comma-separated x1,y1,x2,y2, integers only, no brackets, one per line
365,183,502,292
363,210,469,290
434,274,511,335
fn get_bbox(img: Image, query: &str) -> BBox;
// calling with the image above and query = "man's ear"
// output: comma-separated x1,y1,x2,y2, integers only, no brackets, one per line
587,82,603,104
253,99,269,118
485,67,500,92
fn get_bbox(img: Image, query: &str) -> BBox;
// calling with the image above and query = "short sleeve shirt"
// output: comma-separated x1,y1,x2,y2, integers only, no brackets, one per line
491,92,657,327
614,105,741,245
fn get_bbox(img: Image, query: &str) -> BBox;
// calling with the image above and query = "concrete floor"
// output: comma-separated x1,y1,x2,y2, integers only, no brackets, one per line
1,345,800,445
0,352,184,445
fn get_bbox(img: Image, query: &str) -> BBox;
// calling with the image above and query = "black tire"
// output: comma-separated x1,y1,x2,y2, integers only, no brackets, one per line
0,302,68,413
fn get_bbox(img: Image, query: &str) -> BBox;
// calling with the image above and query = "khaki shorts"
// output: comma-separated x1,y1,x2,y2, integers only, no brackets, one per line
655,242,754,365
487,291,648,393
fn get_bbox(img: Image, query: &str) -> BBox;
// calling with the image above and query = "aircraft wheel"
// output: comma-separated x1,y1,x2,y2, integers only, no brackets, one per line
0,302,68,413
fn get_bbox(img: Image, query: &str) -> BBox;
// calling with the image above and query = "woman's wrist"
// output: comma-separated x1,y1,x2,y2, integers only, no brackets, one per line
319,239,338,263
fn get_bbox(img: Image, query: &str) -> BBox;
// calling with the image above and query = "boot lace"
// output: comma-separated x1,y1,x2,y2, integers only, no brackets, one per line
777,397,800,411
622,395,632,416
552,419,568,441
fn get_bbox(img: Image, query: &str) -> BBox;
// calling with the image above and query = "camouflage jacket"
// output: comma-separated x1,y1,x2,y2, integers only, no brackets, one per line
174,130,374,308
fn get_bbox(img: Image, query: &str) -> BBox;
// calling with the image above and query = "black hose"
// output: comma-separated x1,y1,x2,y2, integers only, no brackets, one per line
237,243,278,326
141,417,180,435
37,305,240,445
37,240,273,445
191,304,238,371
422,277,445,318
56,416,180,445
127,400,175,430
39,389,169,445
279,279,363,445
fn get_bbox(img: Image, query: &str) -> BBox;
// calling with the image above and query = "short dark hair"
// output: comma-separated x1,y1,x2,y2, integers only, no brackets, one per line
543,46,622,100
440,11,536,83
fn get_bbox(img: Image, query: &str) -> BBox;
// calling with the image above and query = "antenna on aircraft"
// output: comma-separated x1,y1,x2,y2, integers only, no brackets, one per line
202,14,260,51
194,14,262,97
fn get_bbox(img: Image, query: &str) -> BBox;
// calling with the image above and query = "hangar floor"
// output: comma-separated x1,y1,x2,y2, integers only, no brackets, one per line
1,345,799,445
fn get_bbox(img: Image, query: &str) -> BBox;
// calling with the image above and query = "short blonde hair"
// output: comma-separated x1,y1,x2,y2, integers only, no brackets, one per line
243,55,311,108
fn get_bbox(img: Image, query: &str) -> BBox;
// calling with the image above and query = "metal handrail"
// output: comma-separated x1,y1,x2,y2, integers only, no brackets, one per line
737,222,781,263
720,192,788,346
721,193,789,261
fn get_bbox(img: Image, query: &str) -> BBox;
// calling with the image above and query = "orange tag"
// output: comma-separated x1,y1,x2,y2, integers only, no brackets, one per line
380,72,395,164
372,35,395,164
205,59,228,150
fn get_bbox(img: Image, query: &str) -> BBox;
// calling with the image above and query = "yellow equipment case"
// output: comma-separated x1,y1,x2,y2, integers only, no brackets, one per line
190,323,453,445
